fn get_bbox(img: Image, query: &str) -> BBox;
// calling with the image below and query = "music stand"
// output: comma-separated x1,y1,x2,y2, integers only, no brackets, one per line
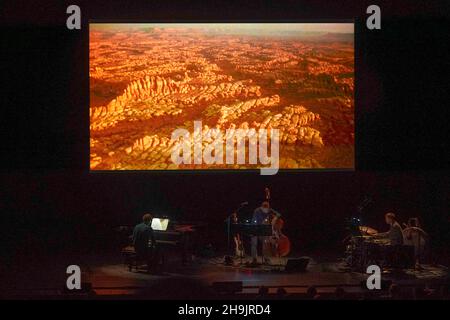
238,224,273,265
151,218,169,231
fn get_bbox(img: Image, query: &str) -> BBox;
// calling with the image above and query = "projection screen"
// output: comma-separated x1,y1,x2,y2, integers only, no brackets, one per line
89,23,354,172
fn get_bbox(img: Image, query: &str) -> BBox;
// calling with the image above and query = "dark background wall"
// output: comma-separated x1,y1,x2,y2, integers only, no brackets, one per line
1,1,449,263
1,171,449,261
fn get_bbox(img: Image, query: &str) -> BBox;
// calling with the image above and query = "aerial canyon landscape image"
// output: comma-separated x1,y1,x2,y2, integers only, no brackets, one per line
89,23,354,170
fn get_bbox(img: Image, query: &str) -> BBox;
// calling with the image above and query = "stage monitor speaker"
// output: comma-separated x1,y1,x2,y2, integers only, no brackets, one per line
285,257,309,272
212,281,243,294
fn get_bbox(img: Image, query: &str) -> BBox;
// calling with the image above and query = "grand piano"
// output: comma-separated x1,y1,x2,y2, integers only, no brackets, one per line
120,220,204,270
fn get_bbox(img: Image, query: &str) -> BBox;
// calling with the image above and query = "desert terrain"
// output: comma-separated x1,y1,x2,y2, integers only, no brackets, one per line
89,24,354,170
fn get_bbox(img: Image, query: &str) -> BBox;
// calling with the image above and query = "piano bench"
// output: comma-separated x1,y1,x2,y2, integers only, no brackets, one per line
121,246,138,272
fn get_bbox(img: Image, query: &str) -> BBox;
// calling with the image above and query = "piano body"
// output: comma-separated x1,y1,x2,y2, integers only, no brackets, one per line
153,222,199,264
121,221,203,268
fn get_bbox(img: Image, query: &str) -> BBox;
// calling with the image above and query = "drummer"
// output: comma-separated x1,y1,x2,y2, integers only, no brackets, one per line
375,212,404,245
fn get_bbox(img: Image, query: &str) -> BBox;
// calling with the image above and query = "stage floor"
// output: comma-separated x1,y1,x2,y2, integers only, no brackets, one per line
90,254,448,297
1,252,448,299
91,255,367,295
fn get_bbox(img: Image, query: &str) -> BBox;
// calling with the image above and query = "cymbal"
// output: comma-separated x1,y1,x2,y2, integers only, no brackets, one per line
359,226,378,235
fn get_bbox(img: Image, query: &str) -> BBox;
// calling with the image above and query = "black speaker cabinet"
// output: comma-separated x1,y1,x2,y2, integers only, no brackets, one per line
285,257,310,272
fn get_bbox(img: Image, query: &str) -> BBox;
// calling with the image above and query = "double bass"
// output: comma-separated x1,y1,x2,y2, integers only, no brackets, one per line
262,188,291,257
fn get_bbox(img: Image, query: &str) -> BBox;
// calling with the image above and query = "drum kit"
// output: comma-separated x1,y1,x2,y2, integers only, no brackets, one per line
358,225,378,236
346,225,415,271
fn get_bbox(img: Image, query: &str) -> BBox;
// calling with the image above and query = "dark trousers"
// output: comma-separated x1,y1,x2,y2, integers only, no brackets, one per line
135,245,159,271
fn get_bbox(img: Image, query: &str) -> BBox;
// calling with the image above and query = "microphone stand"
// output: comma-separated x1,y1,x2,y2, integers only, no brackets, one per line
225,213,233,252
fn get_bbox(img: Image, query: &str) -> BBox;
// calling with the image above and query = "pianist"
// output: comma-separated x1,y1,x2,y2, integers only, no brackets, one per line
376,212,404,245
132,213,156,272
